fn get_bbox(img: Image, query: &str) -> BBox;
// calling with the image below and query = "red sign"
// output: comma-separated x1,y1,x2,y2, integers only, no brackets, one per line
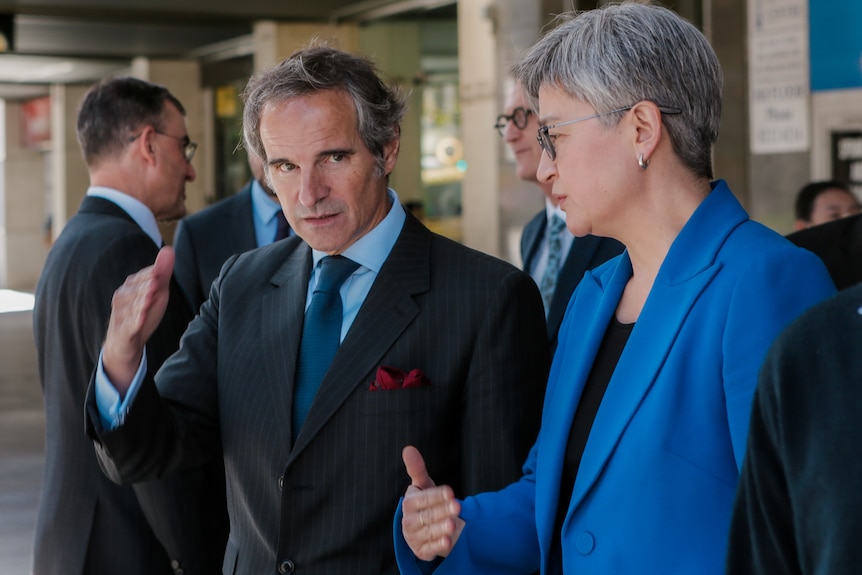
20,96,51,149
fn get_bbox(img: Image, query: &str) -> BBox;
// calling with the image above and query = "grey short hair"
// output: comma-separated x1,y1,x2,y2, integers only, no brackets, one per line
242,45,407,178
515,1,722,179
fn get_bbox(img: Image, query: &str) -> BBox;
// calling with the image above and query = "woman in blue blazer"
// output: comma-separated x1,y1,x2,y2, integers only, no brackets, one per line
394,3,836,574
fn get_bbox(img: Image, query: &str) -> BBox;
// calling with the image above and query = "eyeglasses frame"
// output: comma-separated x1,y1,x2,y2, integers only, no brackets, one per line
537,104,682,161
494,107,533,137
129,128,198,163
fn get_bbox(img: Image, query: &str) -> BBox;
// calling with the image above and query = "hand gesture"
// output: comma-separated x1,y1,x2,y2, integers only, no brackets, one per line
401,445,464,561
102,246,175,395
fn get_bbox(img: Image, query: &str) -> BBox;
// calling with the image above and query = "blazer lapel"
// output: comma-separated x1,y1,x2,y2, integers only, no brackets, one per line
261,243,312,446
288,215,429,459
557,182,748,527
564,262,720,518
534,257,629,548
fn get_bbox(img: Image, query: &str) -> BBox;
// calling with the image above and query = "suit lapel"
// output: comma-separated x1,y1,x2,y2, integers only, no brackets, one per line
521,211,546,273
261,243,312,446
288,215,429,459
546,235,603,337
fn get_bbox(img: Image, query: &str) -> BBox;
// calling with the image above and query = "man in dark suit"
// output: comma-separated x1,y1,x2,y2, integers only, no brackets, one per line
498,81,623,351
727,284,862,573
32,77,227,575
173,153,289,311
85,46,549,574
786,211,862,290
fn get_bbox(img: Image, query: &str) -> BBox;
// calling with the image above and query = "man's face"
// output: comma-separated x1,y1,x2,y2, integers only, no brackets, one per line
501,84,543,184
807,188,860,227
259,90,397,255
147,102,196,222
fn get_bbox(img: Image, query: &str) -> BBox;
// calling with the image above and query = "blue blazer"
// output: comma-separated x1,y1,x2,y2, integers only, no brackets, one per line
395,181,836,575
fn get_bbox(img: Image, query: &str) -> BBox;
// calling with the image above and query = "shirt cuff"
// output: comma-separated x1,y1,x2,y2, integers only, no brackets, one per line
94,349,148,430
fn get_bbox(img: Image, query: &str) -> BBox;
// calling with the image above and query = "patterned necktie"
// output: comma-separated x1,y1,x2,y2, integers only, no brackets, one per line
274,210,290,242
292,255,360,439
539,215,566,316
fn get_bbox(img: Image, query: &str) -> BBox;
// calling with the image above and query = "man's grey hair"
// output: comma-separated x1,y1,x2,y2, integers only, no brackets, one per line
515,1,722,179
242,45,407,178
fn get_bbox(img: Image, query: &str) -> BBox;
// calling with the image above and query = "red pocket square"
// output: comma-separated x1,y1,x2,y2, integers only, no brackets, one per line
369,366,431,391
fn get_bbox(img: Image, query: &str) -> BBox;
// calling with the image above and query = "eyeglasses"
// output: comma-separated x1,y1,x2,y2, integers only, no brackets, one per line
494,107,533,136
537,104,682,161
129,128,197,162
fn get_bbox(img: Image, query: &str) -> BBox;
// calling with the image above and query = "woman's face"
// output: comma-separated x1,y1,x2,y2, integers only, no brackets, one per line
535,85,630,239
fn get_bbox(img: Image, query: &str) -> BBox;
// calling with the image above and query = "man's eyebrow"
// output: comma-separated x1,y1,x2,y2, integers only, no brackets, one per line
318,147,354,157
266,147,356,167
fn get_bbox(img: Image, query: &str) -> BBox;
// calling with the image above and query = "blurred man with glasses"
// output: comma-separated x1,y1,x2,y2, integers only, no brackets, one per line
32,76,227,575
497,80,623,351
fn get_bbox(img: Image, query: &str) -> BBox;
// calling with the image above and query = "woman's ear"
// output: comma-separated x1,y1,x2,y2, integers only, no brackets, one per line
629,101,662,165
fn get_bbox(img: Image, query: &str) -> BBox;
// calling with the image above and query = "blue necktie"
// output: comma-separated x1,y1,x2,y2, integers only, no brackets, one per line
539,215,566,316
274,210,290,241
292,256,359,439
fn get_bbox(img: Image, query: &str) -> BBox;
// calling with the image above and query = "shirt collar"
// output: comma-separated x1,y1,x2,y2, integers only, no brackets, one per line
86,186,161,247
250,179,282,223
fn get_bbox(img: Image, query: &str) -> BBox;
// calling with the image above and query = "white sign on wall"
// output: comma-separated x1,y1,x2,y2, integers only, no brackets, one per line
747,0,809,154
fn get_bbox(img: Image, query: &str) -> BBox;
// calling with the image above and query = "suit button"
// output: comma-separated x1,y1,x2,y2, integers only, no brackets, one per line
575,531,595,554
278,475,284,490
277,559,295,574
170,559,184,574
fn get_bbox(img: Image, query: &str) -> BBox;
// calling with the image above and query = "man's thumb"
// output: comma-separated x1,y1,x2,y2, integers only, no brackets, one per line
154,245,175,286
402,445,435,490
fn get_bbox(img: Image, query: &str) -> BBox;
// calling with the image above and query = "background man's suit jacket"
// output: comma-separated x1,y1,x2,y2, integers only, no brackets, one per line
33,196,227,575
173,181,257,311
520,210,624,351
87,210,550,575
786,212,862,290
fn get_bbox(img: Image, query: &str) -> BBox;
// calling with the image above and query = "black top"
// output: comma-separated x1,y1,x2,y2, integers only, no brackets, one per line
553,316,634,564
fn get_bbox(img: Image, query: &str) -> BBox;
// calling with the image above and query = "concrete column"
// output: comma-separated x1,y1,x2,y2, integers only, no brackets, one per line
252,21,359,73
492,0,546,264
49,83,90,241
131,58,205,242
709,0,759,217
458,0,500,257
359,21,423,207
0,100,49,289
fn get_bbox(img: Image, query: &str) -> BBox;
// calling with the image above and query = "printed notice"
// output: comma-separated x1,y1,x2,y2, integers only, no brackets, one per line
748,0,809,154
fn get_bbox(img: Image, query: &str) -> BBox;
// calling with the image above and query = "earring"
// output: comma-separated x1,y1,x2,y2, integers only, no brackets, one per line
638,154,649,170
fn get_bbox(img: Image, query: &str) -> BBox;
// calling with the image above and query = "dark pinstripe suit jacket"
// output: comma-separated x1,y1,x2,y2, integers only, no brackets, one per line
87,210,550,574
173,181,257,312
520,210,624,352
33,196,226,575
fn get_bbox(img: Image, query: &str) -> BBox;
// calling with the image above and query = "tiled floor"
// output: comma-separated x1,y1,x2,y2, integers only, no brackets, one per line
0,310,44,575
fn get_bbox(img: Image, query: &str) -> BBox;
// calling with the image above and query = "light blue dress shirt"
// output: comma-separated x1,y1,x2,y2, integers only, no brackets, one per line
87,187,162,247
95,188,407,429
250,179,287,247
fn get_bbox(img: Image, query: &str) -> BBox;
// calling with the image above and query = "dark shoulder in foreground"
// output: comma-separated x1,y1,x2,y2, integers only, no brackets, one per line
785,213,862,290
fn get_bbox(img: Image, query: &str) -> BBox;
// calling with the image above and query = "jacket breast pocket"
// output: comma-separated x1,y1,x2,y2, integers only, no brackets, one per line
360,385,447,415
